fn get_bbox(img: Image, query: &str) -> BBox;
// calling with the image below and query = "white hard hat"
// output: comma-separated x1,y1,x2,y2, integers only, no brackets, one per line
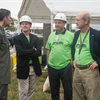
20,15,32,24
54,13,67,22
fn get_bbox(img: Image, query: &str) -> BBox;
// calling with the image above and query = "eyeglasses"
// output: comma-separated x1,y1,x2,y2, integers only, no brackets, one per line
75,19,83,22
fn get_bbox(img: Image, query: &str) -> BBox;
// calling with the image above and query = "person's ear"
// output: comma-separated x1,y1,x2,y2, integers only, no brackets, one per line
30,25,32,28
4,16,7,21
84,19,88,24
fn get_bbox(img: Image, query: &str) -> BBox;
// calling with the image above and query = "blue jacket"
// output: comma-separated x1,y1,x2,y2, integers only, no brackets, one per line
71,27,100,70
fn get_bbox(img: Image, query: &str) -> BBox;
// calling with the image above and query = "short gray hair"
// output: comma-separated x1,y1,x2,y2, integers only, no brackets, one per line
82,14,91,23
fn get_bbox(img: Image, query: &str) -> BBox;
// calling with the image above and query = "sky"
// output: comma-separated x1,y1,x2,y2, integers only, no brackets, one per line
0,0,76,28
0,0,23,19
0,0,77,28
0,0,100,29
0,0,44,27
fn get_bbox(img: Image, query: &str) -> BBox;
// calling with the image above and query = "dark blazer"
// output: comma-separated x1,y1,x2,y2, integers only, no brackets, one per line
14,33,42,79
71,27,100,71
0,26,11,84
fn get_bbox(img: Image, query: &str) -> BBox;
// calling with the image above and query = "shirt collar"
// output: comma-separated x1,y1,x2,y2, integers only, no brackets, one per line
0,26,3,30
55,28,66,35
0,26,5,33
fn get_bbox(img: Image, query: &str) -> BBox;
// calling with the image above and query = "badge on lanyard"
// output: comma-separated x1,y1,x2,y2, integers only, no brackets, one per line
77,28,90,65
77,55,80,64
55,35,58,40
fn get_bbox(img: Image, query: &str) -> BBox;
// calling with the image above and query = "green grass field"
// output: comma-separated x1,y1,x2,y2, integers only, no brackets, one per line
8,58,64,100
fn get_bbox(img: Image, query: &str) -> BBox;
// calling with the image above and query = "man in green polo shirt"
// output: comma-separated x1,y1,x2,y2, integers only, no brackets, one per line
46,13,74,100
72,11,100,100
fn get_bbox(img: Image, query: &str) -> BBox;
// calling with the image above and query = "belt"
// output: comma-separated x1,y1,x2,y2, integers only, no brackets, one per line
76,64,90,69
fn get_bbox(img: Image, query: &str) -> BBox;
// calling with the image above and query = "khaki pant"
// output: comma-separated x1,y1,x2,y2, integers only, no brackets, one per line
18,66,37,100
73,67,100,100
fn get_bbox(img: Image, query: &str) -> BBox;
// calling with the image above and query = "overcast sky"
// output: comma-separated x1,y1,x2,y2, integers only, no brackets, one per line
0,0,44,27
0,0,23,19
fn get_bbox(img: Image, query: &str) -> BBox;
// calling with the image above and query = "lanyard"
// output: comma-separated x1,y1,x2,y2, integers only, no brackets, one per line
78,28,90,55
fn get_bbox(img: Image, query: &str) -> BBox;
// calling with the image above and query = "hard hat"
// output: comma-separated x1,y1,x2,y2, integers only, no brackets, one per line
20,15,32,24
54,13,67,22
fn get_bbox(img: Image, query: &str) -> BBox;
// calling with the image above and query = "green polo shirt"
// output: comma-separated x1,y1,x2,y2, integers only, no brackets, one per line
26,36,32,64
45,29,74,69
4,31,6,35
75,31,94,65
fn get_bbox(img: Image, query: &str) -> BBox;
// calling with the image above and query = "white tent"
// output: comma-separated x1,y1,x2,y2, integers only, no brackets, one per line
18,0,100,33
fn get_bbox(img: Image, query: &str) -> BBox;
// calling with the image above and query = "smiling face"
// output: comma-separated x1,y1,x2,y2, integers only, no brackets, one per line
55,20,65,33
20,21,31,33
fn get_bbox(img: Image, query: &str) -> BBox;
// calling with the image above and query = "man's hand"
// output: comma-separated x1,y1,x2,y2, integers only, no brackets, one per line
89,61,98,71
34,48,37,51
33,45,37,51
73,60,76,68
70,59,73,66
33,46,37,51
